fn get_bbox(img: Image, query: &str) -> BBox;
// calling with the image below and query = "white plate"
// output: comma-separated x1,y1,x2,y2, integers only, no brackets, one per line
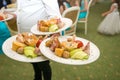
31,18,72,35
4,8,16,12
40,36,100,65
2,35,48,63
0,14,14,22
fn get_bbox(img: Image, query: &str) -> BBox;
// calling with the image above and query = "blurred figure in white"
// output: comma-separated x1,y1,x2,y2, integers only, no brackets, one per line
98,0,120,35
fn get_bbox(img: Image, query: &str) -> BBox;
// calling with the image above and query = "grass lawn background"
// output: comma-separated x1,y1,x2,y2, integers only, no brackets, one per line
0,1,120,80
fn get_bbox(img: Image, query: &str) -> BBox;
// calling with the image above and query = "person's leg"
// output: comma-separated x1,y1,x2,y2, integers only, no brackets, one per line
42,61,51,80
38,60,52,80
31,63,42,80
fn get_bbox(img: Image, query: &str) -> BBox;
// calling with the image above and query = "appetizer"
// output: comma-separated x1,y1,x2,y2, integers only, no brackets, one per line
45,35,90,60
37,18,65,32
12,32,46,58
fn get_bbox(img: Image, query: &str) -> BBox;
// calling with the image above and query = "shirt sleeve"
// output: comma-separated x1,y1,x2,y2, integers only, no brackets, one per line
42,0,62,19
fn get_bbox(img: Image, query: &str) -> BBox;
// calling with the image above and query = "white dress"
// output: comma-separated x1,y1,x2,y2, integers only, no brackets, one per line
98,3,120,35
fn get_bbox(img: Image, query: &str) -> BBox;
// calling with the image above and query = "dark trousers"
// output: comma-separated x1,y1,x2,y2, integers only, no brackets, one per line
31,60,52,80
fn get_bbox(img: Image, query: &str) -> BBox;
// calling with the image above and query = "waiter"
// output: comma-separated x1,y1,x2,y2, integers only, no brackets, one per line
16,0,61,80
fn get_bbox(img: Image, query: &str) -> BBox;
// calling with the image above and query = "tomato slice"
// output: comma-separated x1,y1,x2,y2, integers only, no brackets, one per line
75,40,84,48
0,16,4,20
36,39,43,48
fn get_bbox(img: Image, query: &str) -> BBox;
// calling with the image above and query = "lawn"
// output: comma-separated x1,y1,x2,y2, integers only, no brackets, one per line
0,1,120,80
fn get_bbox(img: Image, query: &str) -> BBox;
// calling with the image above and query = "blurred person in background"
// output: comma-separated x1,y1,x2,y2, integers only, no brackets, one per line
68,0,89,20
58,0,71,14
0,21,11,54
58,0,66,14
69,0,79,6
97,0,120,35
78,0,89,20
63,0,71,8
0,0,11,54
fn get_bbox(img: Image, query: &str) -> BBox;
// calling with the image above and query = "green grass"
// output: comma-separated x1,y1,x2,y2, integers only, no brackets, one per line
0,1,120,80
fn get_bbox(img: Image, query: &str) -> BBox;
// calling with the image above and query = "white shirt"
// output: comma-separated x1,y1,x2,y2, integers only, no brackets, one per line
17,0,61,33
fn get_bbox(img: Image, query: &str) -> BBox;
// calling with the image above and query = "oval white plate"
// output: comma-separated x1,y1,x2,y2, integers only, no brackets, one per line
31,18,72,35
40,36,100,65
2,35,48,63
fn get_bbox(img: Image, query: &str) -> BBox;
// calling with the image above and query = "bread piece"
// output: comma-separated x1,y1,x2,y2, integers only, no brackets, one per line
12,41,26,51
39,26,49,32
55,48,64,57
